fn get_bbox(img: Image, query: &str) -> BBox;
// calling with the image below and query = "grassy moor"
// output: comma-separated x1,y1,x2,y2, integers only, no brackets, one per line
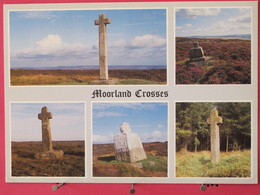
176,150,251,177
176,37,251,84
11,69,166,85
93,142,167,177
12,141,85,177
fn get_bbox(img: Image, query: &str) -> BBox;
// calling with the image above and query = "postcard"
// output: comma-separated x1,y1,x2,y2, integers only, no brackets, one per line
4,1,258,184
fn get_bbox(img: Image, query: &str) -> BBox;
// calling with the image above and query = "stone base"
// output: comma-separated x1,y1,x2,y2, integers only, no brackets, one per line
187,56,214,66
189,57,206,62
35,150,64,160
91,80,118,85
115,148,147,163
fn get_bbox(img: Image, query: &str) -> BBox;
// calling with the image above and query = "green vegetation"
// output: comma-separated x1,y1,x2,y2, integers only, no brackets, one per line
176,102,251,153
176,150,251,177
93,154,167,177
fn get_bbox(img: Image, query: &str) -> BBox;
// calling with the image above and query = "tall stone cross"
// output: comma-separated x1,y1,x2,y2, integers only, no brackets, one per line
95,14,111,80
38,106,53,152
207,108,223,163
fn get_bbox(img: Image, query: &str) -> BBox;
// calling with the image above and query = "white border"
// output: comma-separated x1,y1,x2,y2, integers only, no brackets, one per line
4,1,258,184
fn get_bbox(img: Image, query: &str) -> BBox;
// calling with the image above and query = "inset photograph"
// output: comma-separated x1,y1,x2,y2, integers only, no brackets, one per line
9,9,166,85
176,8,251,84
176,102,251,177
11,103,85,177
92,102,168,177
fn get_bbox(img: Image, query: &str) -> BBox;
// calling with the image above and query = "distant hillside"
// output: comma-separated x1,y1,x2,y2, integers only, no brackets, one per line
187,34,251,40
11,65,166,70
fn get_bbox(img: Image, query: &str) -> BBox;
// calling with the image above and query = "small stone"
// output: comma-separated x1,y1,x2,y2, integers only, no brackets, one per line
130,162,143,169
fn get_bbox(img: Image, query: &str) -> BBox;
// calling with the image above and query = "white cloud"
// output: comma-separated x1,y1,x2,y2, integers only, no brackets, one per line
128,34,166,48
112,39,127,47
94,111,125,118
13,34,94,61
157,124,164,129
177,8,220,18
228,14,251,24
93,103,161,111
19,11,57,19
11,33,166,67
140,130,167,143
93,133,114,144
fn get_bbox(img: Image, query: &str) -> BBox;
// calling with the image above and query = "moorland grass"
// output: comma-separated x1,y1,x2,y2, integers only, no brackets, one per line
93,154,167,177
11,69,166,85
176,150,251,177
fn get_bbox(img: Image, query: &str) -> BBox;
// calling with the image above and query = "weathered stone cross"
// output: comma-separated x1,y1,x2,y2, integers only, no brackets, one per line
95,14,111,80
207,108,223,163
38,106,53,152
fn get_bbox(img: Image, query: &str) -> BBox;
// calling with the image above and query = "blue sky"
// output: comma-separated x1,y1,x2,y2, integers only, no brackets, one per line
10,9,166,68
92,102,168,144
11,103,85,141
176,8,251,37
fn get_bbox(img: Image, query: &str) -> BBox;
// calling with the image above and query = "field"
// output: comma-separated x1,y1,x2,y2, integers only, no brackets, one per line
10,69,167,85
93,142,168,177
176,37,251,84
176,150,251,177
12,141,85,177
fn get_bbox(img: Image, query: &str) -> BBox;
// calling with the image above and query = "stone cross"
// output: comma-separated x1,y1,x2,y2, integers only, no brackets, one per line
114,122,147,163
95,14,111,80
207,108,223,163
38,106,53,152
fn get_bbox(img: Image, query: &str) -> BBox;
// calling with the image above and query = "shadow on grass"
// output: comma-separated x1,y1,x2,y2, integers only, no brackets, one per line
17,152,35,159
64,151,85,157
98,156,116,162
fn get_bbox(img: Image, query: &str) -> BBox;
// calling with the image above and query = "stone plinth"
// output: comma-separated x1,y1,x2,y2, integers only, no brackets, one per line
114,122,147,163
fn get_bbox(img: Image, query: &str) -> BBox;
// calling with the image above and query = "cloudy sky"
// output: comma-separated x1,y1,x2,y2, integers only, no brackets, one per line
176,8,251,37
92,102,168,144
9,9,166,68
11,103,85,141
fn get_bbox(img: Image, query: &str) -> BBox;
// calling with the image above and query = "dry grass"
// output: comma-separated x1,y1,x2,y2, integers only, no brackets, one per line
176,150,251,177
11,69,167,85
12,141,85,177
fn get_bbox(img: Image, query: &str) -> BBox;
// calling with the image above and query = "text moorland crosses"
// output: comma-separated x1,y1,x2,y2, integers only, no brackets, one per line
207,108,223,164
95,14,111,80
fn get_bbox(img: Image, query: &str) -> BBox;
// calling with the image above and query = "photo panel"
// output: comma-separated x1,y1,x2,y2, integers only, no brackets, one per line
175,7,252,85
8,9,167,86
10,102,86,178
175,102,252,178
92,102,168,178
